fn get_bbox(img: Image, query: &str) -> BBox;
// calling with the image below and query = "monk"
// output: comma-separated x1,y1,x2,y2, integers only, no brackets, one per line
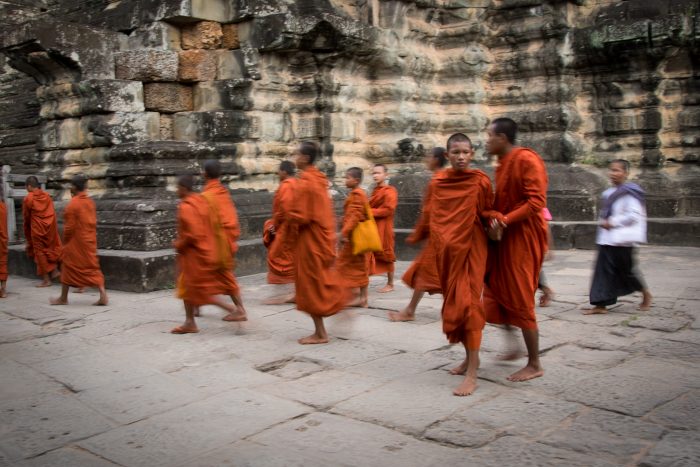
336,167,370,308
389,147,447,322
263,160,298,303
0,192,7,298
23,176,62,287
484,117,548,382
369,164,398,293
49,175,108,306
201,159,247,322
287,141,348,344
172,175,240,334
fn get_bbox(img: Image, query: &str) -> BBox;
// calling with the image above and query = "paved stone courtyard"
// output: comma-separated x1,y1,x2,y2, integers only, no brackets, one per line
1,246,698,467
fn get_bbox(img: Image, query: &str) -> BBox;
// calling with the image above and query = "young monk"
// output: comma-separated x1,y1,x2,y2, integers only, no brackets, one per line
201,159,247,322
23,176,62,287
483,117,548,382
584,159,652,314
389,147,447,321
49,175,108,306
172,175,240,334
336,167,371,307
413,133,493,396
369,164,398,293
265,160,297,287
0,191,7,298
287,141,348,344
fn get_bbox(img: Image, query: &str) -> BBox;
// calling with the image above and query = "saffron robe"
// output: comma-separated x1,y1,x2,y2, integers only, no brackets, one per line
60,193,104,287
369,184,398,275
336,188,370,288
23,189,62,275
485,147,548,330
420,169,492,346
0,202,7,281
288,166,346,317
266,178,297,284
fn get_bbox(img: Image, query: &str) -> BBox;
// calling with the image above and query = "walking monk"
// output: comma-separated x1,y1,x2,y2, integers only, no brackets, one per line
369,164,398,293
201,160,247,321
484,117,548,382
50,175,108,306
23,176,62,287
288,141,348,344
336,167,371,308
389,147,447,321
172,175,240,334
265,160,297,293
0,191,8,298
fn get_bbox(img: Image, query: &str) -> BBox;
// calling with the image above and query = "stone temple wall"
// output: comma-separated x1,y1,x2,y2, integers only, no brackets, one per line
0,0,698,289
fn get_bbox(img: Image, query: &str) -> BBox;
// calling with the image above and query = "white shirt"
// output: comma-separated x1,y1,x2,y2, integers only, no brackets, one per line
596,187,647,246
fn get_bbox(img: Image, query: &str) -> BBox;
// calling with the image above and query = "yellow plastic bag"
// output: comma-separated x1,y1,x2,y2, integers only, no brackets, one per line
351,204,382,255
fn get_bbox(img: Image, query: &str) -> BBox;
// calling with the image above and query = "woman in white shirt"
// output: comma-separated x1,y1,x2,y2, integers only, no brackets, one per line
584,159,652,314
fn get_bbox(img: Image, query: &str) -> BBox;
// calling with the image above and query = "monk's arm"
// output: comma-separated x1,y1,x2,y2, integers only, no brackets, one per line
477,177,497,226
173,206,195,252
287,183,312,225
502,157,547,225
273,184,293,227
62,204,75,244
341,194,365,239
371,189,398,218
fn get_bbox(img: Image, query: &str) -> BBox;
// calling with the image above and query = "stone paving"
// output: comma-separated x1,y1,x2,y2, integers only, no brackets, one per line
1,246,699,467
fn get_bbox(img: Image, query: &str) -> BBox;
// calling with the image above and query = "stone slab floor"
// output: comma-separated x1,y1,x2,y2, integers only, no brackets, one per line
1,246,699,467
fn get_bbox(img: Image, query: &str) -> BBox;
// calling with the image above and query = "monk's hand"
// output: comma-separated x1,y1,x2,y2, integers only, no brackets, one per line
600,220,611,230
268,225,276,235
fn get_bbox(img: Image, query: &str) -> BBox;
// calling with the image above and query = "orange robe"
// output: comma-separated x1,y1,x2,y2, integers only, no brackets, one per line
288,166,347,317
266,178,297,284
0,202,7,281
23,189,62,276
201,179,240,296
402,172,443,294
485,147,548,330
60,193,104,287
418,169,492,347
175,193,238,306
369,184,398,275
336,188,370,288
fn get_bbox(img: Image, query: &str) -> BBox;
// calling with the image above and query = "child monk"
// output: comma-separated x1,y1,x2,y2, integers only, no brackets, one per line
584,159,652,314
172,175,239,334
336,167,371,307
287,141,348,344
389,147,447,321
23,176,62,287
414,133,492,396
201,159,247,321
49,175,108,306
0,191,7,298
369,164,398,292
483,117,548,382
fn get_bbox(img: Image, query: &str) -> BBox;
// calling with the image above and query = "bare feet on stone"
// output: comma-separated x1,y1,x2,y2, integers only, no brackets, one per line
507,364,544,382
346,297,368,308
298,333,329,345
377,285,394,293
263,293,295,305
36,280,52,288
49,297,67,305
92,298,108,306
638,290,652,311
449,359,469,376
0,290,7,298
453,375,478,396
388,310,415,322
222,310,248,322
171,325,198,334
582,306,608,315
539,287,554,307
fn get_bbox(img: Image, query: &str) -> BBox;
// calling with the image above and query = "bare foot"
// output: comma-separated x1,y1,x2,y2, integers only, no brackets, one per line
222,311,248,322
449,359,469,375
49,297,67,305
346,297,368,308
638,291,652,311
498,351,523,361
92,299,108,306
0,290,7,298
377,285,394,293
298,334,329,345
36,281,52,288
453,375,478,396
582,306,608,315
539,287,554,307
75,287,85,294
507,364,544,382
263,293,295,305
388,310,415,322
171,325,198,334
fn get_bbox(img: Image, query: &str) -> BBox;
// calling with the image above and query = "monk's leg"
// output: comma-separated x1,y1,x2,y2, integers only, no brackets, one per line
298,315,329,344
346,287,368,307
449,341,469,375
639,288,652,311
49,284,70,305
0,280,6,298
378,271,395,293
508,328,544,382
171,301,198,334
93,286,109,306
454,332,481,396
389,289,423,321
223,294,248,321
36,273,52,288
359,286,368,307
498,324,523,361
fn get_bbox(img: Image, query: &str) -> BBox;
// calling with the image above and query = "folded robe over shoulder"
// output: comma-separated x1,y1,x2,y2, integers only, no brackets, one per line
485,147,548,330
0,202,7,281
23,189,62,276
60,193,105,288
266,177,297,284
288,166,347,317
336,187,370,288
369,184,398,274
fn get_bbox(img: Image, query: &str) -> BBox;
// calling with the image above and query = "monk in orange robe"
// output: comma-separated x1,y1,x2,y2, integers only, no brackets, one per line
0,196,8,298
23,176,62,287
49,175,108,306
336,167,370,307
389,147,447,322
171,175,239,334
201,159,247,321
288,141,348,344
369,164,398,293
484,117,548,382
265,160,297,289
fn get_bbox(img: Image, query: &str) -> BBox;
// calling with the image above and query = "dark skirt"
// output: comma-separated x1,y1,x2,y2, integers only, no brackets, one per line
589,245,646,307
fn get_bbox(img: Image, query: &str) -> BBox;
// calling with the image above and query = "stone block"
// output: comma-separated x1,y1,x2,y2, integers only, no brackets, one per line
127,21,181,50
37,80,144,119
640,431,700,467
193,79,252,111
215,49,246,79
181,21,223,50
173,110,250,141
222,23,240,48
178,50,217,82
144,83,193,113
115,50,179,82
83,112,161,146
160,114,174,139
